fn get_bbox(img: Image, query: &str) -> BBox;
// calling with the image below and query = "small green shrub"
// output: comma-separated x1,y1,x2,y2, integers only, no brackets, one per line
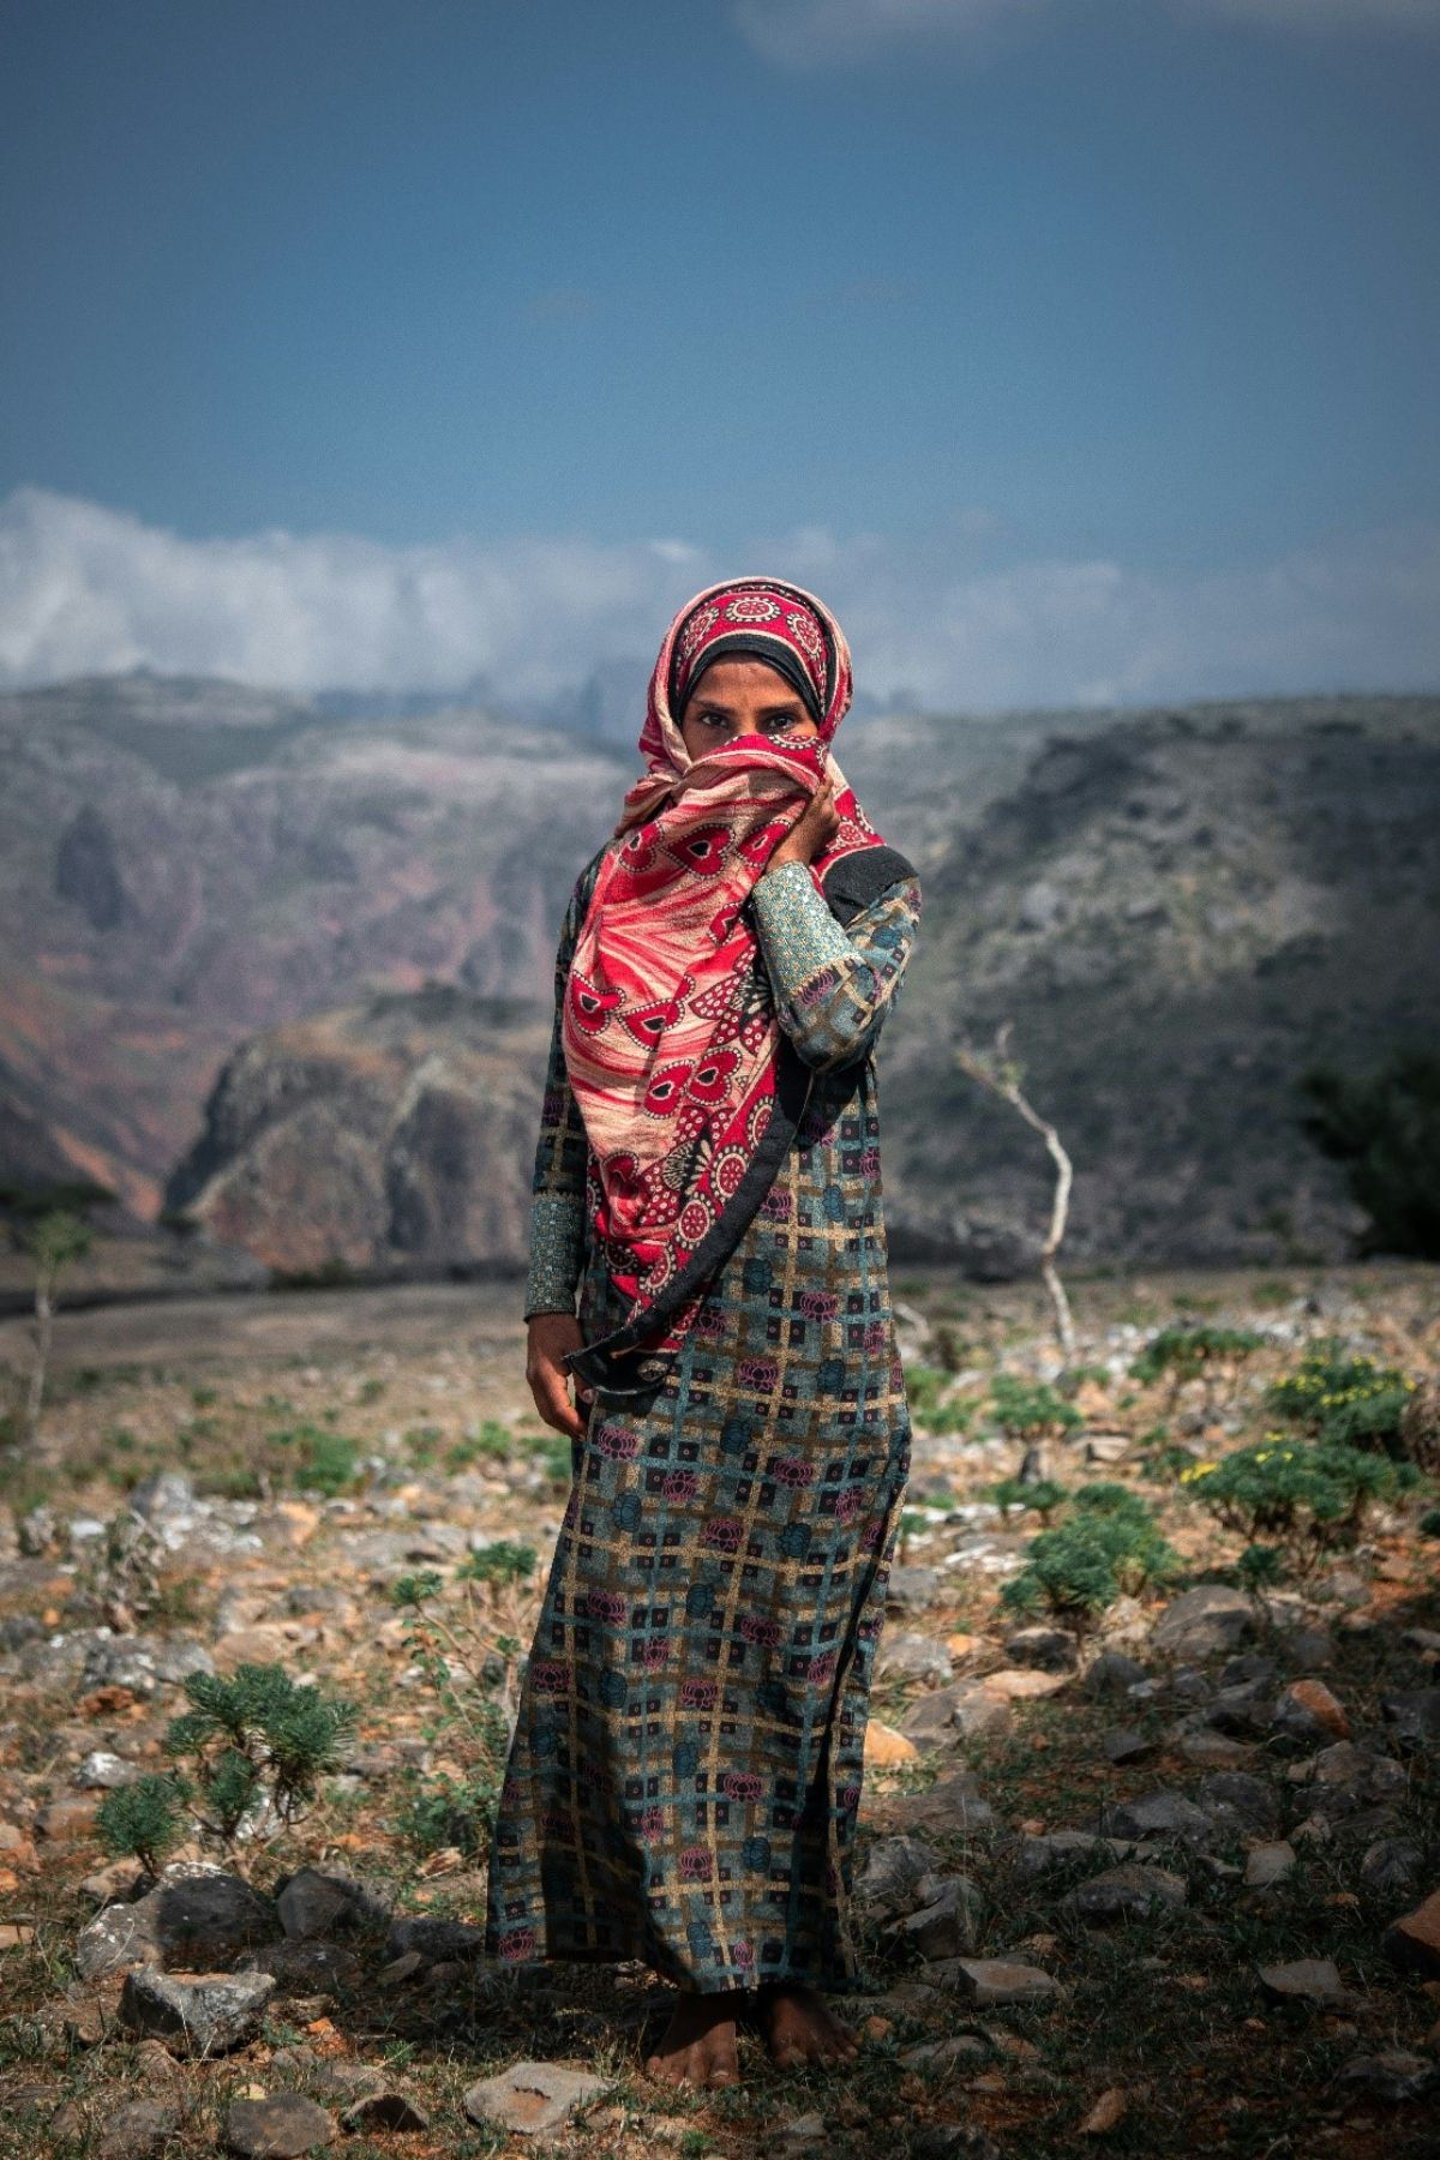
446,1419,513,1470
988,1476,1069,1523
1002,1505,1178,1626
459,1540,537,1590
1418,1507,1440,1539
988,1375,1083,1440
1265,1344,1414,1456
1300,1050,1440,1258
96,1774,188,1876
266,1420,361,1496
1235,1543,1287,1590
1130,1325,1263,1388
1070,1481,1154,1526
164,1662,356,1836
1182,1434,1414,1566
906,1364,972,1436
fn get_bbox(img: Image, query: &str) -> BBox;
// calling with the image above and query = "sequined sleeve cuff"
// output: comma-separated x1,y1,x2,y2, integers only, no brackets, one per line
523,1193,586,1320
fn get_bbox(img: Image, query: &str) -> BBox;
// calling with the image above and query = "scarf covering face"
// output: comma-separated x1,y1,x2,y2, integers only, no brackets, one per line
562,578,887,1392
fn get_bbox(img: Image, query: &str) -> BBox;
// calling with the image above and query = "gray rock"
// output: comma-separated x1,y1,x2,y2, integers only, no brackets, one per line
1335,2051,1438,2102
384,1914,487,1962
1082,1650,1148,1695
1101,1790,1215,1847
463,2062,609,2136
72,1750,140,1790
339,2092,431,2132
223,2094,336,2155
855,1835,944,1921
1195,1771,1281,1836
900,1682,1009,1748
888,1874,983,1960
1244,1841,1296,1889
1102,1727,1155,1765
1285,1626,1335,1672
1152,1585,1254,1660
1206,1680,1274,1738
77,1867,280,1980
1315,1566,1367,1607
1173,1724,1256,1771
899,2034,992,2070
239,1938,363,1993
885,1771,995,1837
1257,1957,1349,2006
936,1958,1061,2006
885,1566,942,1614
1380,1688,1440,1754
1220,1654,1278,1688
1004,1626,1078,1673
276,1868,387,1940
130,1472,198,1522
80,1636,161,1697
119,1966,276,2054
875,1631,954,1686
1015,1831,1109,1878
1359,1836,1424,1897
96,2099,181,2160
1059,1863,1187,1922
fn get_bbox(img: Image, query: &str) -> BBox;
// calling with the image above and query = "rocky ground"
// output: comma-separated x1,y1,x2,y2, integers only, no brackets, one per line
0,1261,1437,2159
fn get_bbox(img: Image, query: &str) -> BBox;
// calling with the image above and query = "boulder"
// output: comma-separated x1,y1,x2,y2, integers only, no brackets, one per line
119,1967,275,2054
1152,1585,1254,1660
77,1867,280,1981
463,2062,610,2136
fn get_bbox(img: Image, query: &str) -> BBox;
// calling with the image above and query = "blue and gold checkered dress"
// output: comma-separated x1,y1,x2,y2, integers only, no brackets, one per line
485,850,921,1992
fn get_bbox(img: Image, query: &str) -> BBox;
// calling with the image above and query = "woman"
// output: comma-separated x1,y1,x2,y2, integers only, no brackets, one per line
485,578,921,2089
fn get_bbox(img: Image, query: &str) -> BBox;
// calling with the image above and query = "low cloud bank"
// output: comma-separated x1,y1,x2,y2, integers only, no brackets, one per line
1,486,1437,712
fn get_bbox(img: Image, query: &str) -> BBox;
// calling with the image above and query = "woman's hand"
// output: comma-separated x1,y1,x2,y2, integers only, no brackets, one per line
769,774,841,870
526,1313,590,1440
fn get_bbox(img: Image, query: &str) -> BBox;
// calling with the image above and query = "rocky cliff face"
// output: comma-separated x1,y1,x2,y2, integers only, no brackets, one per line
876,701,1440,1269
165,987,550,1276
3,671,1438,1272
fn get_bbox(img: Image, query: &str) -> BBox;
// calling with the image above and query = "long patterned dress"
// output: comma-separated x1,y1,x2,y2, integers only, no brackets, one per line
484,851,921,1994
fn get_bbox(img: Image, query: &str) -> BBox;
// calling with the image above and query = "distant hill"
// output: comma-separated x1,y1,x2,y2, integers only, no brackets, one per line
2,669,1437,1269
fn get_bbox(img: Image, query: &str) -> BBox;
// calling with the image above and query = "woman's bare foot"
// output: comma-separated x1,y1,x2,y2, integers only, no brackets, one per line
759,1982,860,2069
644,1991,742,2089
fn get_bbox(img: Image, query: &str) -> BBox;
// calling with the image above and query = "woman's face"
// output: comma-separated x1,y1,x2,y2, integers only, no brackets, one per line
678,657,820,762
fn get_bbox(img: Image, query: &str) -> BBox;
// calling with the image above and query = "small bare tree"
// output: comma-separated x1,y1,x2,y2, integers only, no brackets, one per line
955,1022,1076,1364
23,1207,92,1439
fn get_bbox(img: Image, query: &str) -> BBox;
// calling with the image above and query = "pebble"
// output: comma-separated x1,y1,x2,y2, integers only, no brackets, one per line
1004,1625,1079,1673
1243,1842,1297,1889
1336,2051,1438,2102
1257,1958,1349,2006
1082,1650,1148,1696
1102,1728,1154,1765
875,1631,954,1686
339,2092,431,2132
1101,1791,1215,1847
96,2099,181,2160
1359,1837,1424,1898
1274,1679,1350,1744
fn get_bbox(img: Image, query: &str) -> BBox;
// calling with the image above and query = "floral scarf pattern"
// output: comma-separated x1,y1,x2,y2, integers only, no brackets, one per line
562,580,887,1390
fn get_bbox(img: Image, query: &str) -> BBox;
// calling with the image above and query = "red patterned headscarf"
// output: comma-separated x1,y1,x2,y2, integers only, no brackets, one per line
562,579,886,1394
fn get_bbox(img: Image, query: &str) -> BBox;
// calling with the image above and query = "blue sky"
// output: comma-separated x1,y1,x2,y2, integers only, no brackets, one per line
1,0,1437,708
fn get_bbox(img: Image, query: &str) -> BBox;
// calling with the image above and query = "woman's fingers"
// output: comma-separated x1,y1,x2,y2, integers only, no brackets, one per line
528,1357,586,1439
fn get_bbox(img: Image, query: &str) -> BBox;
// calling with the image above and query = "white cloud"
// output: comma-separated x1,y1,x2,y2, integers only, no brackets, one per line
1,485,1437,715
731,0,1440,65
731,0,1039,66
